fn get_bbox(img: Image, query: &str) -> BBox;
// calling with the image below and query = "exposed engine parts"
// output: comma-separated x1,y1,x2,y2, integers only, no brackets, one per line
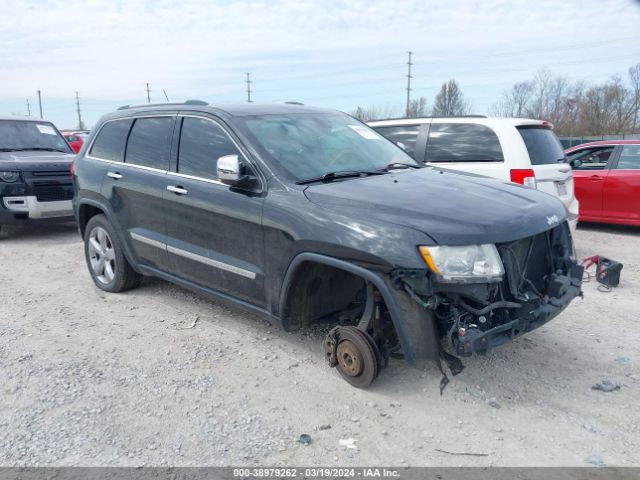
323,223,582,390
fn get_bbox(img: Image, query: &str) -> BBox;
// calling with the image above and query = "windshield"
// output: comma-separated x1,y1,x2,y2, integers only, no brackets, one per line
235,113,419,182
0,120,73,153
517,126,566,165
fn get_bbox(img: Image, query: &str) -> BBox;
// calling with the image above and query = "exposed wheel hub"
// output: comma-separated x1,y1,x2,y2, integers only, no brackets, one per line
323,326,379,388
337,340,363,377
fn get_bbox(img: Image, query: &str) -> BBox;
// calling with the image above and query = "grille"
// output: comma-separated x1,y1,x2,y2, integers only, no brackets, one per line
33,184,74,202
498,230,553,296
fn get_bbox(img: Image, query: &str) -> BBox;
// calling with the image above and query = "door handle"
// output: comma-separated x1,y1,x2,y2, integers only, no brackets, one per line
166,185,188,195
107,171,123,180
589,175,603,182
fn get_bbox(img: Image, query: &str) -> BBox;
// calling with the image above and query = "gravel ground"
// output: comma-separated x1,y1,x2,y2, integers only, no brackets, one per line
0,221,638,467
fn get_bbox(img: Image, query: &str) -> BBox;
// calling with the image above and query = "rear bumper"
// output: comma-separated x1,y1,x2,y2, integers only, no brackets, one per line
1,195,74,224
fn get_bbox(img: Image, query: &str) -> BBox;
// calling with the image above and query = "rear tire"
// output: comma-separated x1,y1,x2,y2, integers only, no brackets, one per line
84,214,141,293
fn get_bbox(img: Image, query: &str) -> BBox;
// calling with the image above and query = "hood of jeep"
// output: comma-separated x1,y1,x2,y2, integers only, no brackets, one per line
303,167,567,245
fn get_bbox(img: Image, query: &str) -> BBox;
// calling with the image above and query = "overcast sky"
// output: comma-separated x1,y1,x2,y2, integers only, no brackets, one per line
1,0,639,129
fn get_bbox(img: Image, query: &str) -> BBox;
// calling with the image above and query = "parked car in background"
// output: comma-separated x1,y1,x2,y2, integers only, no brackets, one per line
0,117,75,232
565,140,640,226
63,132,85,153
73,102,582,389
368,117,579,230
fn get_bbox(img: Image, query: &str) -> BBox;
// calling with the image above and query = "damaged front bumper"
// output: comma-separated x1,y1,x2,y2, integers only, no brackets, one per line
456,269,582,355
387,222,583,369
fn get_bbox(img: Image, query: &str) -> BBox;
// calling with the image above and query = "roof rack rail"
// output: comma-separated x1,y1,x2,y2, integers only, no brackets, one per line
370,114,488,122
117,99,208,110
285,101,304,105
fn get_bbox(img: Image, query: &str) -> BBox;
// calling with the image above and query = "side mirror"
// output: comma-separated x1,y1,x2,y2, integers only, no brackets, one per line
569,159,582,168
217,155,241,185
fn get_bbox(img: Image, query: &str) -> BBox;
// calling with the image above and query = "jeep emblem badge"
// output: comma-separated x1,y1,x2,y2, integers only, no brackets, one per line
546,215,559,226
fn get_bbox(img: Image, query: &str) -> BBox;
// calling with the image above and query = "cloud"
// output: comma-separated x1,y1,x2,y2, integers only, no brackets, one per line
1,0,639,127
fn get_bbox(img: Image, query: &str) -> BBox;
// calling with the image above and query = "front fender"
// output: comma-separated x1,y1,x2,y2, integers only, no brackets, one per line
278,252,440,367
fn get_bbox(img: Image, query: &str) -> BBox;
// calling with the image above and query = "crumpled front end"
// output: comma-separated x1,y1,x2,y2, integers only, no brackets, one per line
395,221,583,361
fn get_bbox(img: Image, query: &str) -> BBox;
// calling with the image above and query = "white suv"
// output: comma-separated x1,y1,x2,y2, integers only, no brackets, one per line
368,117,579,229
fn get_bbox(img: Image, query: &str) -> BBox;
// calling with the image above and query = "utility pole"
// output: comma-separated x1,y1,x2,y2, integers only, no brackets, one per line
405,51,413,117
37,90,43,118
246,72,252,103
26,99,31,116
74,91,83,130
146,83,151,103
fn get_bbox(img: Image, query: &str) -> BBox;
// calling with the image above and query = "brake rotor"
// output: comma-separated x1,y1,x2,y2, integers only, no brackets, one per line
326,326,378,388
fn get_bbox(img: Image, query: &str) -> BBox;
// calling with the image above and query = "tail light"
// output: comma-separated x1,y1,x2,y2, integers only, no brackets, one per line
510,169,536,188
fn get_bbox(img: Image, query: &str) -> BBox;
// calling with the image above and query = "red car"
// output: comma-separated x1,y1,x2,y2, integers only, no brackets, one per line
63,132,85,153
565,140,640,226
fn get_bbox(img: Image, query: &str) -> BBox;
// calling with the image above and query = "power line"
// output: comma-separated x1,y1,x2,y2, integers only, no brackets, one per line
237,35,640,86
163,89,170,101
74,91,83,129
405,51,413,117
146,83,151,103
246,72,252,103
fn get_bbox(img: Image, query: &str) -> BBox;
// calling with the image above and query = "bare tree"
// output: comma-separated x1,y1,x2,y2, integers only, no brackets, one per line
628,63,640,133
578,85,609,135
491,81,534,117
351,103,402,122
525,68,571,127
431,80,468,116
406,96,428,118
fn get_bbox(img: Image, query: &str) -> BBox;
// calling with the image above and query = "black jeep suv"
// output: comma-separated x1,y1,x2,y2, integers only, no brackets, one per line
0,117,75,231
73,101,582,389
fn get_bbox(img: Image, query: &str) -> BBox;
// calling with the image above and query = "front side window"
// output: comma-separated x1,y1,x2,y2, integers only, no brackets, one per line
425,123,503,162
90,119,132,162
0,120,72,153
567,146,614,170
616,145,640,170
178,117,241,179
373,125,421,158
125,117,173,169
234,113,417,182
518,126,566,165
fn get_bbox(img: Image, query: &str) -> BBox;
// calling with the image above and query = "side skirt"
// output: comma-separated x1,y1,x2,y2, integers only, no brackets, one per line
137,264,281,327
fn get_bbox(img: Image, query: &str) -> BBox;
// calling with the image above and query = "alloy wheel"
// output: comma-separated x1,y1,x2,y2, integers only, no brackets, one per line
87,226,116,285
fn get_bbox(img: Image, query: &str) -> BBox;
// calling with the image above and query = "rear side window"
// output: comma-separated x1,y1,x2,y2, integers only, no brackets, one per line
89,119,132,161
616,145,640,170
373,125,420,158
125,117,174,169
518,126,566,165
178,117,241,180
425,123,503,162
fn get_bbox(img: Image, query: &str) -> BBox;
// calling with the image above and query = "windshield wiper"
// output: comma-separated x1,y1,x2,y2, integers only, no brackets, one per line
2,147,68,153
381,162,422,171
296,169,387,185
23,147,69,153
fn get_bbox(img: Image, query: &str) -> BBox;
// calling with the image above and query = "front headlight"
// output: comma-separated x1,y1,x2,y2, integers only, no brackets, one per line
419,244,505,283
0,171,20,183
